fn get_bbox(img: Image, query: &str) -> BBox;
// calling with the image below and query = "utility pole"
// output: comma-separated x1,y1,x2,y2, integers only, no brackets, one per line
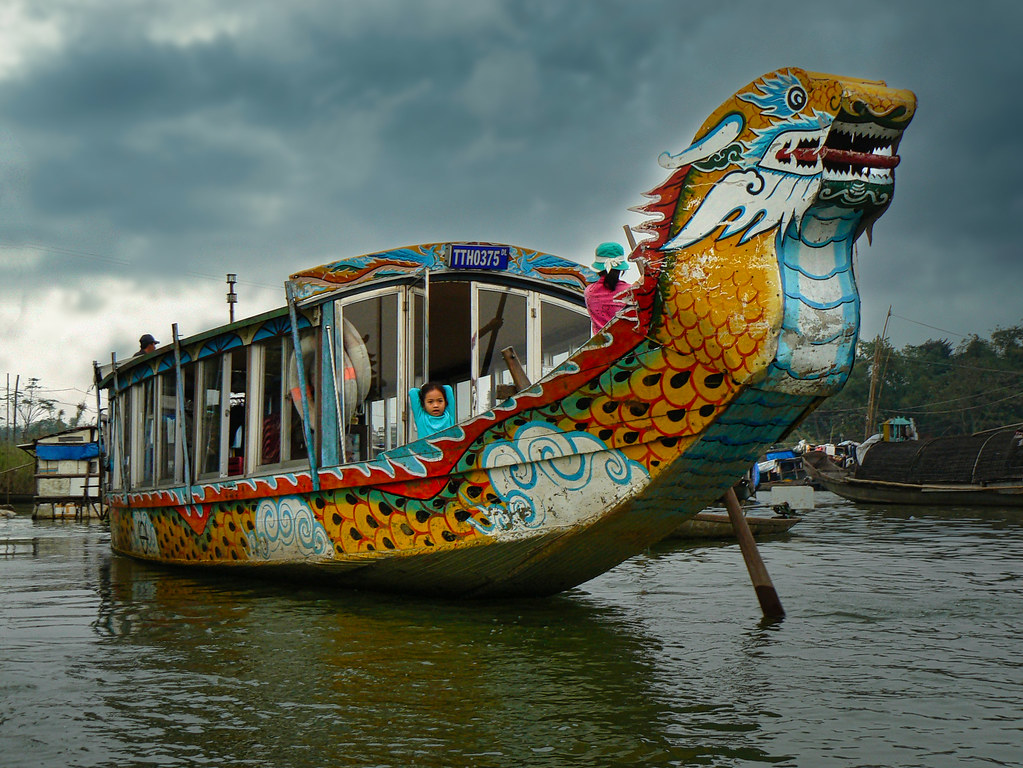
865,307,892,440
12,374,18,442
3,373,7,504
226,273,238,323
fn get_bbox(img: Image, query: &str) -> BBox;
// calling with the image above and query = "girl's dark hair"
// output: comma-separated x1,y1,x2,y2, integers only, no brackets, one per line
418,381,446,406
601,270,621,290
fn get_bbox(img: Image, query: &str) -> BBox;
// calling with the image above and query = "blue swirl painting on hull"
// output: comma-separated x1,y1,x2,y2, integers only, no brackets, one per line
472,422,649,536
249,496,332,560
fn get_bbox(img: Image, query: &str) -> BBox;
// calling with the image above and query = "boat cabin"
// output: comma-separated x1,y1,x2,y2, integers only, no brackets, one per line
96,243,598,492
881,417,917,443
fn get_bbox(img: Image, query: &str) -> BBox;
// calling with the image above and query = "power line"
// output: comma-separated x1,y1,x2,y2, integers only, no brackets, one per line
872,354,1023,377
888,312,968,339
901,390,1023,415
895,385,1023,412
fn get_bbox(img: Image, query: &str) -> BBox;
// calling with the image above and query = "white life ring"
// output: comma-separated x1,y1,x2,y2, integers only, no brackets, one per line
286,323,372,428
341,318,372,407
287,334,318,422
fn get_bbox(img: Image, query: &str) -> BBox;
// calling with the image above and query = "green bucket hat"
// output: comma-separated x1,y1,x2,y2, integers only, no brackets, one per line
592,241,626,272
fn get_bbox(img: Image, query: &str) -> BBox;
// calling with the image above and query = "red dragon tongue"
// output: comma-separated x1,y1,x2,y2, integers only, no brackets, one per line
819,146,900,169
775,146,900,170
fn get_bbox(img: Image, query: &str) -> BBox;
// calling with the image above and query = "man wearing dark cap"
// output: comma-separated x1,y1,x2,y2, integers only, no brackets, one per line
136,334,159,356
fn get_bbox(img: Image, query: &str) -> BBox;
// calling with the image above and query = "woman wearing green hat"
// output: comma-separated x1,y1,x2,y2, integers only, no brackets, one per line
584,241,632,334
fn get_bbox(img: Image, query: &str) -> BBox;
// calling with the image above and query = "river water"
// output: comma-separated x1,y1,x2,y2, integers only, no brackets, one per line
1,492,1020,767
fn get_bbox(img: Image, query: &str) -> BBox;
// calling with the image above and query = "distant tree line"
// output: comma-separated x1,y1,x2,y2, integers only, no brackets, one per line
2,376,89,498
799,323,1023,444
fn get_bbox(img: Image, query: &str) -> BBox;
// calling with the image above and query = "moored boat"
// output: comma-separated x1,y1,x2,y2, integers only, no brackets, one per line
668,510,801,540
96,68,915,596
803,427,1023,506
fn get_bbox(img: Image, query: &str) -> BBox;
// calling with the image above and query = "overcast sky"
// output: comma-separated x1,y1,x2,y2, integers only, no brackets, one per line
1,0,1020,420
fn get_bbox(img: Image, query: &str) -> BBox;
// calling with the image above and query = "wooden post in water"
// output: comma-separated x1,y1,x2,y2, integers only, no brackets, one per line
723,487,785,620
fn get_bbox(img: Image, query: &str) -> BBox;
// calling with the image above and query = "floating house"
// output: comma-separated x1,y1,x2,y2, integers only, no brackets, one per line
19,426,105,519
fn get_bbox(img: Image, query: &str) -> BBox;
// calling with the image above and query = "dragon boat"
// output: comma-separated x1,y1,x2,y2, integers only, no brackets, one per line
96,68,916,596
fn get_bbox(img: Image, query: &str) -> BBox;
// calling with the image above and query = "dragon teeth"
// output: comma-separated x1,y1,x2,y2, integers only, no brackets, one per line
830,121,902,142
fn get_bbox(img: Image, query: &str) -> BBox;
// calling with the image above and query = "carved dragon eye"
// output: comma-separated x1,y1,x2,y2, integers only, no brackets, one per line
787,86,807,112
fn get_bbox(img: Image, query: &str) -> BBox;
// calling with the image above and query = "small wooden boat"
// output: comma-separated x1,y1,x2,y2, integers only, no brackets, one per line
669,510,801,540
803,429,1023,506
96,69,915,596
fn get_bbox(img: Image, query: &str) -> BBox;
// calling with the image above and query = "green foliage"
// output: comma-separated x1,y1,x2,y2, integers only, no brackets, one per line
0,442,34,497
802,323,1023,442
2,376,88,441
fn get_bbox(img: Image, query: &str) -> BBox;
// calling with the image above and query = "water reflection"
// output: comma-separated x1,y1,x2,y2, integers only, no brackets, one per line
5,495,1023,767
88,554,778,767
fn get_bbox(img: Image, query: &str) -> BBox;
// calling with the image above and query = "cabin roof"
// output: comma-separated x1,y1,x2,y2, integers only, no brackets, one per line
96,241,595,390
287,242,595,303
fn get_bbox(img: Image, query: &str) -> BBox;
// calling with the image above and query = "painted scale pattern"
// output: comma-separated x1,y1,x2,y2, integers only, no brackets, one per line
109,68,915,593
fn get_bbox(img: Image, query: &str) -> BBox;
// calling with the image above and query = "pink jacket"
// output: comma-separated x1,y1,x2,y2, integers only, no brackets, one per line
585,280,632,334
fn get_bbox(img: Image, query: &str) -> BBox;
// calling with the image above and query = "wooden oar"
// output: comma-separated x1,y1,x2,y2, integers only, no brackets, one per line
722,487,785,620
501,346,531,391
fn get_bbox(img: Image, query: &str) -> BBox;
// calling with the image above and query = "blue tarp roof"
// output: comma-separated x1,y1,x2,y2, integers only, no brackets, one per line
36,443,100,461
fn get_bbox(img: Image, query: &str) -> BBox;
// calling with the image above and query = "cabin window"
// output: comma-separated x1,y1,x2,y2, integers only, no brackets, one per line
143,378,158,486
539,298,591,377
287,330,316,463
338,291,401,461
258,337,285,466
122,388,134,490
192,347,251,479
109,393,124,490
114,386,137,491
412,289,426,387
475,287,528,411
181,364,196,480
257,330,314,469
158,369,177,484
227,348,248,476
197,357,224,478
428,282,472,423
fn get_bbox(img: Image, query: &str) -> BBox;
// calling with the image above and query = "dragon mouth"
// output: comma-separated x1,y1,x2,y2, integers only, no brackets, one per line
764,120,904,183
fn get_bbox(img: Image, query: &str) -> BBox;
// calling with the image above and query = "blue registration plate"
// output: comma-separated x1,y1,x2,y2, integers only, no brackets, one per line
449,244,510,270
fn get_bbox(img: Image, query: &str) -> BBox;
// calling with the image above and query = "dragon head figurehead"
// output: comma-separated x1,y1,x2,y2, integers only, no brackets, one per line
632,67,916,396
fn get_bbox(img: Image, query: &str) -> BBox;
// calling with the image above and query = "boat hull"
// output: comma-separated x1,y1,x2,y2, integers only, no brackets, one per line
108,383,811,597
812,475,1023,507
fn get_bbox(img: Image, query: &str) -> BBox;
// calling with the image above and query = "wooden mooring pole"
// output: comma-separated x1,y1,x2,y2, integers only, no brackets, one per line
722,487,785,620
